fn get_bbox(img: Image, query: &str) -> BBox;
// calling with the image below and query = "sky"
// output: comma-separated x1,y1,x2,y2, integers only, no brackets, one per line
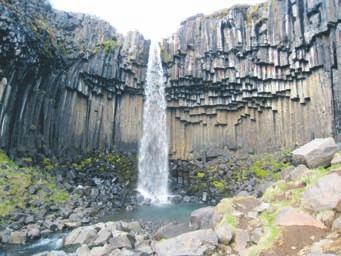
50,0,265,40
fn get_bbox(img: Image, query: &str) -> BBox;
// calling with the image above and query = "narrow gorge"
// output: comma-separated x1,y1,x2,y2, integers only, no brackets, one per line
0,0,341,255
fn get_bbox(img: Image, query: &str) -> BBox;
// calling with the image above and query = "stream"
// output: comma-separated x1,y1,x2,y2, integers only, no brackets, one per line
0,203,205,255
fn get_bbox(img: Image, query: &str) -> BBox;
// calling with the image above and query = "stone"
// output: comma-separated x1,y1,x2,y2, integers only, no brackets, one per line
154,222,194,240
93,228,112,246
302,173,341,211
316,210,336,227
189,206,214,229
33,251,68,256
214,222,233,245
120,221,142,233
90,244,114,256
76,244,91,256
0,229,11,243
152,229,218,256
281,164,309,181
331,152,341,165
331,217,341,232
64,226,97,245
27,224,41,239
233,229,250,253
274,207,326,229
250,227,263,243
10,230,27,244
109,230,132,249
292,138,337,168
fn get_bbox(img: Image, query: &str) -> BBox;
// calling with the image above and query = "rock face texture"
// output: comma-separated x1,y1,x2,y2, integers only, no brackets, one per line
1,0,341,161
161,0,341,159
0,0,149,159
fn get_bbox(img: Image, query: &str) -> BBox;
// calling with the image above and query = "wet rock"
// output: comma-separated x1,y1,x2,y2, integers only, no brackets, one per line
292,138,337,168
154,222,194,240
64,226,97,245
152,229,218,256
27,224,41,239
9,230,27,244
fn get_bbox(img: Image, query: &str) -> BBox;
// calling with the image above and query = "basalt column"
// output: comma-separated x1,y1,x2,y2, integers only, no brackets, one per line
0,0,150,159
161,0,341,160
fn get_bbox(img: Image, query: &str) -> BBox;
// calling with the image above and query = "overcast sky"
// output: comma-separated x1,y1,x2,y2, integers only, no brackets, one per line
50,0,265,40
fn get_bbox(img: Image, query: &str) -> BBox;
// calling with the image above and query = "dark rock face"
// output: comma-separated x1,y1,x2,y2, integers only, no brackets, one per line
162,0,341,159
0,0,149,159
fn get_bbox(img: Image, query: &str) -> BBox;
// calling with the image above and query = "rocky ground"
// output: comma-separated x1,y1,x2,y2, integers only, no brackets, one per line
1,137,340,256
0,143,291,250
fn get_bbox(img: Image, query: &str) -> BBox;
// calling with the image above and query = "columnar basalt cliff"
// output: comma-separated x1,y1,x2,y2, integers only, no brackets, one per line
1,0,341,161
0,0,149,159
162,0,341,160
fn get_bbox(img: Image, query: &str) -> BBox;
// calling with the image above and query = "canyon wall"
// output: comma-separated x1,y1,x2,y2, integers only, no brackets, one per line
162,0,341,160
1,0,341,161
0,0,148,159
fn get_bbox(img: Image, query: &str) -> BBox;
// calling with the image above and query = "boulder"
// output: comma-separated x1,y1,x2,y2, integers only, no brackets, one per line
233,229,250,253
331,216,341,232
76,244,91,256
214,222,233,245
64,226,97,245
109,230,132,249
281,164,309,181
274,207,326,229
154,222,194,240
90,244,114,256
189,206,214,229
10,230,27,244
152,229,218,256
92,227,112,246
331,152,341,165
302,173,341,211
33,251,68,256
292,138,337,168
316,210,336,227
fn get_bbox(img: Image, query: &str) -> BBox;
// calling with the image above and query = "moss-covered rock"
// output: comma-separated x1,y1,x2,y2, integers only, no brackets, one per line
0,150,69,218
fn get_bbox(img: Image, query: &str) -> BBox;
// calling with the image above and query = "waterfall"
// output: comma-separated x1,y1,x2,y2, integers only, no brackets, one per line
137,41,169,203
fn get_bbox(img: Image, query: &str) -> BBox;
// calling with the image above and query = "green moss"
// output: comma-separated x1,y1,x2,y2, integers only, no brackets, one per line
0,150,11,163
0,151,69,217
196,171,205,179
249,153,289,181
42,157,54,171
212,180,225,192
160,48,172,63
102,39,118,54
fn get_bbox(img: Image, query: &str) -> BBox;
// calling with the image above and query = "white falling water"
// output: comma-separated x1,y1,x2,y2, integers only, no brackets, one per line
137,41,169,203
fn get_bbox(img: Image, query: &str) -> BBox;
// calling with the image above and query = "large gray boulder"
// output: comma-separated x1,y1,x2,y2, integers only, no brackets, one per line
154,222,194,240
152,229,218,256
292,138,337,168
274,207,326,229
64,226,97,245
189,206,214,229
302,173,341,212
